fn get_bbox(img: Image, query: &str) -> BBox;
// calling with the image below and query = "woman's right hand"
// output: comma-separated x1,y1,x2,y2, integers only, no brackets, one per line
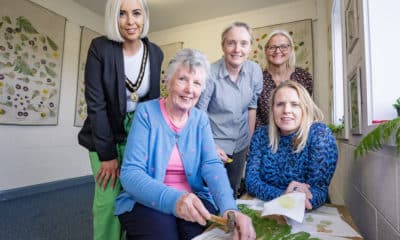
96,159,119,190
216,146,229,163
175,193,211,226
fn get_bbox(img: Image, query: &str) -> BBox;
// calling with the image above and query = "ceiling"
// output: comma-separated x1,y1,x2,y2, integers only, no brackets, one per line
73,0,298,32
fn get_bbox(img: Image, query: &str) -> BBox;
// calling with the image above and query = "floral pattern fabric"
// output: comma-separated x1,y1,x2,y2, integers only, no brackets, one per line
256,67,313,126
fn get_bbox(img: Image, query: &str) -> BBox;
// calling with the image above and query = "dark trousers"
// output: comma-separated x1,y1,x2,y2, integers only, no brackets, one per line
225,146,248,199
118,198,218,240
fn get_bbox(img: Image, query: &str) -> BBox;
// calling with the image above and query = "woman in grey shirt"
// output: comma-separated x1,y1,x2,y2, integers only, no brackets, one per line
196,22,263,198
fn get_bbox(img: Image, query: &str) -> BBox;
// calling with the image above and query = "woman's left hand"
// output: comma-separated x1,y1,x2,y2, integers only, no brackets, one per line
225,210,256,240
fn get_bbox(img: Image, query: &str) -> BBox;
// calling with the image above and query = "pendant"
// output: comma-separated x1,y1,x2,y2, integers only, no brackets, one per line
130,92,139,102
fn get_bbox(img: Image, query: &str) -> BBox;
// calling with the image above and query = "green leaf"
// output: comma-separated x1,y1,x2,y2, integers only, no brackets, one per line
45,65,57,78
237,204,316,239
20,33,29,41
13,58,34,76
16,16,38,34
354,117,400,158
46,36,58,51
39,36,46,44
261,33,268,39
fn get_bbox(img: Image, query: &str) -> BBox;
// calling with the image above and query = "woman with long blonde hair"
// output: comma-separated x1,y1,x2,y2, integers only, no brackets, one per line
246,80,337,210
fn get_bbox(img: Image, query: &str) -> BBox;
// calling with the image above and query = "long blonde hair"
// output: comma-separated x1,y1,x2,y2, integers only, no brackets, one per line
269,80,324,153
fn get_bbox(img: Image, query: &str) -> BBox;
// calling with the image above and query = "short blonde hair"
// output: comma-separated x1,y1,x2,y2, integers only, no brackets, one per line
221,21,254,46
269,80,324,153
264,29,296,70
104,0,150,42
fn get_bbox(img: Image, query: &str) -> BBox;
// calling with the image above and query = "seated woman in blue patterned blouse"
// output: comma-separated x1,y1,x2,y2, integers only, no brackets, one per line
245,80,337,209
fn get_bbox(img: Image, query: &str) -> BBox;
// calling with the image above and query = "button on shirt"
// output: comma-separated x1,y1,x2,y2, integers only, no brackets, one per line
196,58,263,155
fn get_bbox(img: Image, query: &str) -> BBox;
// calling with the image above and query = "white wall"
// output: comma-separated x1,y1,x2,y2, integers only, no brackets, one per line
0,0,104,191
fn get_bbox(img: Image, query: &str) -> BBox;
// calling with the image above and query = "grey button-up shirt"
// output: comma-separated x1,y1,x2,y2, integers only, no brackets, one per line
196,58,263,155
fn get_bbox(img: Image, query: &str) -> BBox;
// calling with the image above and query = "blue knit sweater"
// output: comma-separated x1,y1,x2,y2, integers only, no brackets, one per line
245,123,338,208
115,99,237,216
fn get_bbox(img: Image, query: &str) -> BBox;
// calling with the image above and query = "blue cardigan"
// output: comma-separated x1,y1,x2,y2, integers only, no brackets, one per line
115,99,237,216
245,123,338,208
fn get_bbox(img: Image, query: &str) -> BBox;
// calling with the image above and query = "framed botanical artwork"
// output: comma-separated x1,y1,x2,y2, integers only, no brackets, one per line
250,19,313,75
345,0,359,53
159,42,183,97
348,67,362,135
74,27,101,127
0,0,65,125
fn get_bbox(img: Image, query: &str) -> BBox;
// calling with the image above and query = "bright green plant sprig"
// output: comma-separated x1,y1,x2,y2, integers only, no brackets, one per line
354,117,400,158
238,204,320,240
393,97,400,109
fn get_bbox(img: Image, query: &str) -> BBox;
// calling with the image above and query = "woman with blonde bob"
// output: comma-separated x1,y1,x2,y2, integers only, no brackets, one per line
256,30,313,127
78,0,163,239
245,80,337,210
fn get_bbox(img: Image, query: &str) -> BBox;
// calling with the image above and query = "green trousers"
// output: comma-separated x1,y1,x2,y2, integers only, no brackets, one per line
89,112,133,240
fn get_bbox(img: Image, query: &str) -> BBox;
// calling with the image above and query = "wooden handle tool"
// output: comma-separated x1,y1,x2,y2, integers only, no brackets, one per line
209,211,236,233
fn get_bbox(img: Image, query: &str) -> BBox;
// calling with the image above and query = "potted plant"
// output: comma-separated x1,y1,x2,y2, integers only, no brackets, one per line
393,97,400,117
328,117,344,138
328,123,344,136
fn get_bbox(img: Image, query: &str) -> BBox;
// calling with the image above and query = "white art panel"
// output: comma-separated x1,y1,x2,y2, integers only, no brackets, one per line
74,27,101,127
0,0,66,125
159,42,183,97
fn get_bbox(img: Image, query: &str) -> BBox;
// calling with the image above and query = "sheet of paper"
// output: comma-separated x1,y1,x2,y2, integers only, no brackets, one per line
192,228,231,240
312,205,340,216
261,192,306,222
287,206,361,238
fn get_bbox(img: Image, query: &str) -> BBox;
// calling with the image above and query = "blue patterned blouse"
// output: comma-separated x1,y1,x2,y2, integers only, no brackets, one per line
245,122,338,208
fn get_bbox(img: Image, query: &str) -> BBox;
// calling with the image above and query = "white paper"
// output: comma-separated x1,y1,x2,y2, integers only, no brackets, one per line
309,235,350,240
287,206,362,238
261,192,306,223
191,228,231,240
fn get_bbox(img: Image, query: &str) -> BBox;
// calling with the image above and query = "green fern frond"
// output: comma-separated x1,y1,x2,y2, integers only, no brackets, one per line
354,117,400,159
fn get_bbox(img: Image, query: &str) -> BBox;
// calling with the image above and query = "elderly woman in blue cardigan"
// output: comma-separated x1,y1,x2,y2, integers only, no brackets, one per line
245,80,337,210
115,49,255,240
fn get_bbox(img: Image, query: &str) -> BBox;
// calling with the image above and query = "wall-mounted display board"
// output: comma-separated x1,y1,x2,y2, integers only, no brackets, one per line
74,27,101,127
0,0,66,125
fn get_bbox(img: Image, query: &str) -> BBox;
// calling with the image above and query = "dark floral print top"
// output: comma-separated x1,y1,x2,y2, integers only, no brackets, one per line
256,67,313,127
